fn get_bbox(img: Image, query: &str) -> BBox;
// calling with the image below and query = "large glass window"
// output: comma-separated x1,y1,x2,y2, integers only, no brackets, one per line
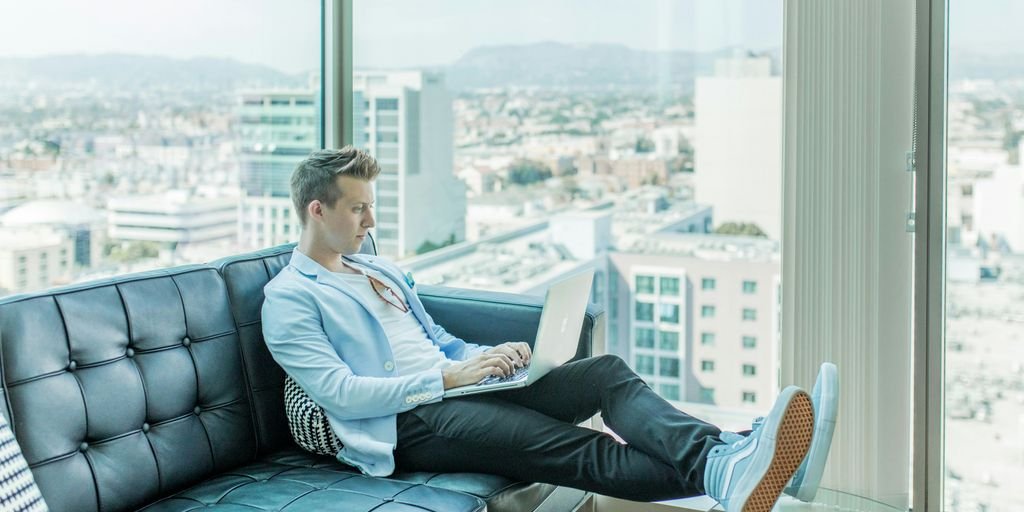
944,2,1024,509
0,1,322,297
351,0,783,435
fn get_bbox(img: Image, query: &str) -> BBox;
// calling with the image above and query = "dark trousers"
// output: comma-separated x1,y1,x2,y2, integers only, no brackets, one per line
394,355,724,502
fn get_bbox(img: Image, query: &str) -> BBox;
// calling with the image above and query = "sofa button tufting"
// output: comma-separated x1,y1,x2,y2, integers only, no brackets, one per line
194,406,201,415
126,348,135,358
67,360,77,372
79,442,88,452
142,423,150,433
182,337,191,347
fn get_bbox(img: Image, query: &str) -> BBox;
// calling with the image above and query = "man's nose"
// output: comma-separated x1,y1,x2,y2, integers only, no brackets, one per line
364,209,376,228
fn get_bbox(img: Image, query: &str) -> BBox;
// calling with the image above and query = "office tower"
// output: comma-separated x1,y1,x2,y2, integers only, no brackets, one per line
237,90,318,250
694,55,783,240
354,71,466,259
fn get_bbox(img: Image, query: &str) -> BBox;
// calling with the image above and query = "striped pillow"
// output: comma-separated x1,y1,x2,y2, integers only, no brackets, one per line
0,413,47,511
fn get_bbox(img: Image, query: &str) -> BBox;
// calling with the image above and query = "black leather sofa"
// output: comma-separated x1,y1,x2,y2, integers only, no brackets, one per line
0,241,603,512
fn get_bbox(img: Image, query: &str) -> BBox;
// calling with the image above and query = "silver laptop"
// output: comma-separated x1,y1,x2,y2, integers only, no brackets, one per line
444,269,595,398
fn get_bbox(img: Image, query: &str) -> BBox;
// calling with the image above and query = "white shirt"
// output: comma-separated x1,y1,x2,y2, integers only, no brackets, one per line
334,263,452,376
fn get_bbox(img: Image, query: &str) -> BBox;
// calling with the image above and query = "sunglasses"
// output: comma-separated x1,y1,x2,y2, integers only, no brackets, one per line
365,273,410,314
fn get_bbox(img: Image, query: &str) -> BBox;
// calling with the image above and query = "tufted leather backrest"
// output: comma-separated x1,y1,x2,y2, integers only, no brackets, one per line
212,236,377,455
0,266,257,512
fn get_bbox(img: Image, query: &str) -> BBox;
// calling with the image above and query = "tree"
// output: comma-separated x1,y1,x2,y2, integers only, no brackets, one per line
714,222,768,238
416,233,457,255
507,159,553,185
635,136,655,153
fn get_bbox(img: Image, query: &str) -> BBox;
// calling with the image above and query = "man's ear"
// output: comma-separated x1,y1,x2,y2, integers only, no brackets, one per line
307,200,323,223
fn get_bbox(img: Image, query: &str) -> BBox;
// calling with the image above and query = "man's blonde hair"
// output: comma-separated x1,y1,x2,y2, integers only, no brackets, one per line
290,146,380,225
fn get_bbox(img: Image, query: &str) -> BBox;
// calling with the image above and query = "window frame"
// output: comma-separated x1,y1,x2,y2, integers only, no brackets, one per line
911,0,946,509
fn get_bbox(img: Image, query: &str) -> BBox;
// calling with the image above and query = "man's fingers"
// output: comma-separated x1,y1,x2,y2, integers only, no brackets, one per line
478,353,513,375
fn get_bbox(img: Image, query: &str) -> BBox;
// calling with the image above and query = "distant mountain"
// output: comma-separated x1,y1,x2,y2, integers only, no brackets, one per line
950,50,1024,81
0,54,308,89
443,42,779,91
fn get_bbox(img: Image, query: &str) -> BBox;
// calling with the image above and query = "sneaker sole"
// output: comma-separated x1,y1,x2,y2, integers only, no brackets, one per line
743,391,814,512
788,363,839,502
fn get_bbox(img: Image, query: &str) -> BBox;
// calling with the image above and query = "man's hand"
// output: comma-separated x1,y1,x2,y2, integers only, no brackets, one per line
485,342,532,368
442,352,517,389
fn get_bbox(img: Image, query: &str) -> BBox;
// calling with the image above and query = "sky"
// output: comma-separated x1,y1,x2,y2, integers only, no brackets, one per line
0,0,1017,74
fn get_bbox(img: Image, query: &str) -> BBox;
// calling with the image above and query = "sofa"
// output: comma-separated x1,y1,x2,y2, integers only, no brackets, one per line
0,239,604,512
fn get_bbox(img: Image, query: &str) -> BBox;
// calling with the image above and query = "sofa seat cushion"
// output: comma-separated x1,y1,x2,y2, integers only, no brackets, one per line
139,448,556,512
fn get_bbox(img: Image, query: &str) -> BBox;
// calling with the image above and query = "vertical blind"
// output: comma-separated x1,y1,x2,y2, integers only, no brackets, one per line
782,0,915,508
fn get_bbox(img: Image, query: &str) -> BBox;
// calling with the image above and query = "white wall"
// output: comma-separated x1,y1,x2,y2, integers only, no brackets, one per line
694,63,782,239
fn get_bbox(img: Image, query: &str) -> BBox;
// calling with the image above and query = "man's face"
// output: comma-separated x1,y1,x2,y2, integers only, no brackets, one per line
318,175,375,255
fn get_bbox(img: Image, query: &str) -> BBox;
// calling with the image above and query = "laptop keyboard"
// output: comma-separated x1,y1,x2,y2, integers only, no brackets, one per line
477,365,530,386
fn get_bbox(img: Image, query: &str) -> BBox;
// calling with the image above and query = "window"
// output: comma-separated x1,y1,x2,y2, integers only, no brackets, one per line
375,98,399,110
375,146,399,160
351,0,788,436
700,387,715,404
742,280,757,294
635,355,654,376
742,364,756,376
944,4,1024,508
658,331,679,351
635,302,654,322
742,336,757,349
375,113,399,127
742,308,757,321
659,303,679,324
635,275,655,294
376,131,399,143
0,1,323,297
701,360,715,372
742,391,757,404
635,328,655,348
659,277,680,296
659,384,680,401
659,357,679,377
701,332,716,346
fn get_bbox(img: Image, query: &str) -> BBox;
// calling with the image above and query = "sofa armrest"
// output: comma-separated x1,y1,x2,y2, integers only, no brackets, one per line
416,285,603,363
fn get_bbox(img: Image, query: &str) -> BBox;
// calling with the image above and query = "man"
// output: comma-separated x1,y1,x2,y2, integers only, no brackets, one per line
262,147,839,511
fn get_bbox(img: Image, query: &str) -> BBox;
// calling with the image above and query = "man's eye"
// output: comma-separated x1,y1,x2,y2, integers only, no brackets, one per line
354,207,364,213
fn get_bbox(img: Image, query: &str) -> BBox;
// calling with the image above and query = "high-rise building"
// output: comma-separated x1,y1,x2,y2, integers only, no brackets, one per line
694,55,782,240
0,227,74,294
237,72,466,259
237,90,318,250
354,71,466,259
608,236,780,410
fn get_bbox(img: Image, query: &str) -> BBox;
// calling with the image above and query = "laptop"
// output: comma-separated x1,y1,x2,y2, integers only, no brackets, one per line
444,268,595,398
